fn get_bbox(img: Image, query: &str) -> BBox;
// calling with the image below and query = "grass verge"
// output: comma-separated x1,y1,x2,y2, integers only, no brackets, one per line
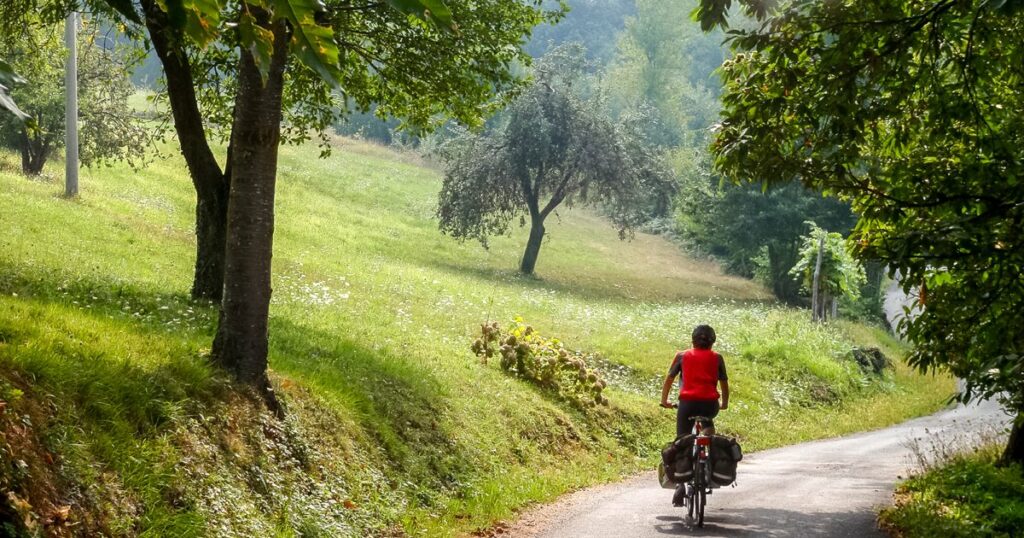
880,444,1024,538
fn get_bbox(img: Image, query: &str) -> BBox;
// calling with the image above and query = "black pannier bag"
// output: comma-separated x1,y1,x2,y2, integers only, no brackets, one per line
708,435,743,486
658,435,695,489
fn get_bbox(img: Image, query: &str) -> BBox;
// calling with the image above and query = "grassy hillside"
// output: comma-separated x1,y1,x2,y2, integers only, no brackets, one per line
0,140,952,537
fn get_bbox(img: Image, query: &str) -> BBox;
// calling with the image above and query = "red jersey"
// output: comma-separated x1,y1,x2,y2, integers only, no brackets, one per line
668,348,726,401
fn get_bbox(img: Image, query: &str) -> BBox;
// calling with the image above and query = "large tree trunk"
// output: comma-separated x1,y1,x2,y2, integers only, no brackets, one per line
142,0,228,302
211,16,289,413
520,216,546,275
1003,416,1024,466
193,174,230,301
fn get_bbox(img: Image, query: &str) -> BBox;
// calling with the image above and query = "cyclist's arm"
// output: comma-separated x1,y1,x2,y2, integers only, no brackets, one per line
661,353,682,407
717,353,729,410
661,374,676,407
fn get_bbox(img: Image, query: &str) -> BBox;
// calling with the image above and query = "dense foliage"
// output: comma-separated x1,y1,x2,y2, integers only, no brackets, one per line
0,17,150,174
472,318,610,409
437,45,677,274
182,0,560,150
702,0,1024,462
678,175,856,302
602,0,725,149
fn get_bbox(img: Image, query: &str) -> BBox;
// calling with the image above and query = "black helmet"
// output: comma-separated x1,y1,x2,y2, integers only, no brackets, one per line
692,324,716,349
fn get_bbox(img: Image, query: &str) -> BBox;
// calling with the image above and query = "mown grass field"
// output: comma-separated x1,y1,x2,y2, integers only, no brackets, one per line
0,139,953,537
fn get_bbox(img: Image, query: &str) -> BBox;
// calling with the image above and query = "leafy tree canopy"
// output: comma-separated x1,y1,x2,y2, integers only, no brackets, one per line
790,222,866,304
169,0,560,153
437,44,677,274
602,0,723,149
702,0,1024,461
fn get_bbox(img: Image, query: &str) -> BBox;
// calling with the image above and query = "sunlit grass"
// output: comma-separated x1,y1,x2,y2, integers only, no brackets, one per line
0,140,954,536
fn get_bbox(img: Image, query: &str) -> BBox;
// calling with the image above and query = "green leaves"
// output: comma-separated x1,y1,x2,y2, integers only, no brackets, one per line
238,11,274,84
386,0,455,32
710,0,1024,421
270,0,341,86
692,0,777,31
160,0,221,47
0,59,28,121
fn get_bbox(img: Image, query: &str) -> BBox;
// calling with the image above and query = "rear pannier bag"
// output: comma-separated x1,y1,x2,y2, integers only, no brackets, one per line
658,435,695,489
708,436,743,486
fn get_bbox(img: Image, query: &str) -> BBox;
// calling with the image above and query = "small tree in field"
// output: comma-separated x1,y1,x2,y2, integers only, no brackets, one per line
790,223,866,322
0,17,150,175
437,45,677,275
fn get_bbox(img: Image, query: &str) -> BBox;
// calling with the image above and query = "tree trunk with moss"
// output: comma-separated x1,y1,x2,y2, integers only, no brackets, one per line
211,16,288,413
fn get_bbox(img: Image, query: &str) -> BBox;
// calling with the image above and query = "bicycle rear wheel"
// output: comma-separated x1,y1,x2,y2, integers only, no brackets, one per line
696,488,706,527
686,483,695,519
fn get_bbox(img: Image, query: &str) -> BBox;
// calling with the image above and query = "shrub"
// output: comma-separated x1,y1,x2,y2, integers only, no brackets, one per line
471,318,609,409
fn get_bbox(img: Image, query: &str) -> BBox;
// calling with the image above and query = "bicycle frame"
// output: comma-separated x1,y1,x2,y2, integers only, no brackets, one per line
686,416,713,527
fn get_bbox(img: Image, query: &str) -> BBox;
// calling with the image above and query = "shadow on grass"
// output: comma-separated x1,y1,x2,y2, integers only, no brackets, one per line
0,290,221,437
423,258,774,307
267,316,476,501
0,258,611,508
0,262,466,482
422,259,656,304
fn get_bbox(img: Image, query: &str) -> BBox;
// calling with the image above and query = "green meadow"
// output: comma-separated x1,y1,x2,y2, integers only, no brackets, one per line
0,139,953,536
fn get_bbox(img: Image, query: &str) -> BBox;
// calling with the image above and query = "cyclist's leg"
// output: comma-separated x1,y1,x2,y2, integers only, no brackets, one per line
694,400,720,435
676,401,696,437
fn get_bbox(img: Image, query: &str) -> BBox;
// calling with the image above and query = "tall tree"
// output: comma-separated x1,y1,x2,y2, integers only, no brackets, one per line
0,16,150,175
172,0,550,404
699,0,1024,463
437,45,678,275
603,0,723,149
3,0,553,403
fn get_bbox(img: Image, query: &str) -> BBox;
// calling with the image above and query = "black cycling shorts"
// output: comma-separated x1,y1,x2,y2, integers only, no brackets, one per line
677,399,719,438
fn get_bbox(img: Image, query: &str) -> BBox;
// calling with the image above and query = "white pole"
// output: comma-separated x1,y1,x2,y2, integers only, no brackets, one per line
64,11,78,197
811,235,824,322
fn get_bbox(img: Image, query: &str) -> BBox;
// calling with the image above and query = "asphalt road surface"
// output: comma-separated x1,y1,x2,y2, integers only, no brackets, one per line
512,398,1010,537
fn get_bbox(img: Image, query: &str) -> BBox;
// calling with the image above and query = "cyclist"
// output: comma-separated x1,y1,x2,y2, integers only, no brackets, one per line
660,324,729,438
660,324,729,506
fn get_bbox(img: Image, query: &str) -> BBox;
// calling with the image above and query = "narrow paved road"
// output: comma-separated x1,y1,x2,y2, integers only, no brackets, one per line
511,399,1009,537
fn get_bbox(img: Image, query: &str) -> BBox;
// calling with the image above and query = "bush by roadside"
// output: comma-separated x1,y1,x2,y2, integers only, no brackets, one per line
880,443,1024,538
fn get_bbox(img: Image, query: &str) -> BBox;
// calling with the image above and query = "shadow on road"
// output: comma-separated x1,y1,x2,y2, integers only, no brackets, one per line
652,507,881,537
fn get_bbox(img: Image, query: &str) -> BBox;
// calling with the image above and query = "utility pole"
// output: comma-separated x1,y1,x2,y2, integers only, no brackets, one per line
811,234,825,322
64,11,78,197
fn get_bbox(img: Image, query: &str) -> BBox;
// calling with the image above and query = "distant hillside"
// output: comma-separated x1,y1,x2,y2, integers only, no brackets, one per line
0,140,952,537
